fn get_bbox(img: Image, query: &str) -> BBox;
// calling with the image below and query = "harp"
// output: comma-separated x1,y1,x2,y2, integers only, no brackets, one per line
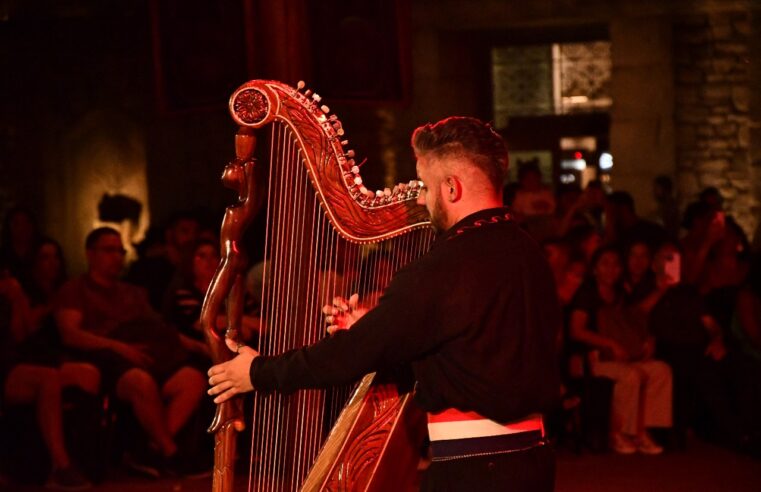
202,80,434,492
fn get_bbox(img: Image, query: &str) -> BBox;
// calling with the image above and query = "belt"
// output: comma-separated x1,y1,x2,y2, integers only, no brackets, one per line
427,409,546,461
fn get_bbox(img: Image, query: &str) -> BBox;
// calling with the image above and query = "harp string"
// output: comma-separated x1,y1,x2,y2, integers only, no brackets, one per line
270,121,290,489
242,119,435,491
276,130,299,487
255,121,281,490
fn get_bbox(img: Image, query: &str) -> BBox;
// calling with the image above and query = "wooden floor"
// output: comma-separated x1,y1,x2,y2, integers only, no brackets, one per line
3,437,759,491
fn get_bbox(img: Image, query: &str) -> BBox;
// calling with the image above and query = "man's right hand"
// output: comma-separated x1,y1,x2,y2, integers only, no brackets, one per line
322,293,368,335
112,342,153,368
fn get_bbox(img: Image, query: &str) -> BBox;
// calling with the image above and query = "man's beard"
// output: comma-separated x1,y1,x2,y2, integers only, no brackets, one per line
430,198,449,234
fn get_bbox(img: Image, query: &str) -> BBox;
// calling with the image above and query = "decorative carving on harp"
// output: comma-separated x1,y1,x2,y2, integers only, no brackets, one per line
202,80,434,492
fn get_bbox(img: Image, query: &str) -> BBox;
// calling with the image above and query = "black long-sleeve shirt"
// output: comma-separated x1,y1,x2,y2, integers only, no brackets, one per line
250,207,561,423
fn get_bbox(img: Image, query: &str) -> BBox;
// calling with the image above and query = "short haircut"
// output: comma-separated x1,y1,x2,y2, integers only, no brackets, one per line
85,227,121,250
411,116,508,190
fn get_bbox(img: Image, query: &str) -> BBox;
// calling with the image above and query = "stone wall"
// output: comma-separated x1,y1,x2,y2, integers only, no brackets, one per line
609,16,674,218
674,10,758,236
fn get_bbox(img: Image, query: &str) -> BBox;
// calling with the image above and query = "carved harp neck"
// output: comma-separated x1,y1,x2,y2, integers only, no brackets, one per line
228,80,430,243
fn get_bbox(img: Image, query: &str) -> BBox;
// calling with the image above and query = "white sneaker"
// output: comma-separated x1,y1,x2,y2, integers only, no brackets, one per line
610,433,637,454
637,433,664,455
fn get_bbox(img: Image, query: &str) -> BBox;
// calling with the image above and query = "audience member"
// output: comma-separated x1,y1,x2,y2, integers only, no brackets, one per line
699,216,750,297
651,175,680,239
543,238,585,307
603,191,669,250
126,212,201,310
511,160,556,241
698,186,724,211
555,180,606,237
732,254,761,361
565,224,602,267
163,239,259,366
1,207,42,282
569,246,672,455
648,241,755,452
680,201,723,285
21,238,68,330
54,227,206,477
1,262,99,490
623,240,655,305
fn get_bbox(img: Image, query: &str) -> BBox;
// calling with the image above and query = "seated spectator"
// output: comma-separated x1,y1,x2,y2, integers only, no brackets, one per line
565,224,602,268
699,186,724,211
699,215,750,297
603,191,669,250
648,241,759,452
555,180,606,237
733,254,761,361
680,201,724,286
569,246,672,454
542,238,584,307
726,254,761,447
623,240,655,305
22,238,68,330
0,207,42,282
54,227,206,477
163,239,260,364
126,212,201,310
651,175,680,240
2,264,99,490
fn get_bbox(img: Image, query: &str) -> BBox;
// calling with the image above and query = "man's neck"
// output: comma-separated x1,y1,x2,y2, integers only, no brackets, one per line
448,197,505,227
88,271,117,289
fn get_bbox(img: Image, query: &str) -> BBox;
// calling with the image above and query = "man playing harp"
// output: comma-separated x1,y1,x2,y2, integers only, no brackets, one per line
208,117,560,491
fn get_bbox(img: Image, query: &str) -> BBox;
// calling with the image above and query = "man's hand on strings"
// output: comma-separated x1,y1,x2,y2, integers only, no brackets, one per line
322,293,368,335
207,337,259,404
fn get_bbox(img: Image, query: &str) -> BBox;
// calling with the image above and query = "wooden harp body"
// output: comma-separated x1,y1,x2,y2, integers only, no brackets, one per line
204,80,434,491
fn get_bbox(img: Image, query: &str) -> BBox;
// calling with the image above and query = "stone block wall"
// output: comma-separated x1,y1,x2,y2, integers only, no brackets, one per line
674,11,757,236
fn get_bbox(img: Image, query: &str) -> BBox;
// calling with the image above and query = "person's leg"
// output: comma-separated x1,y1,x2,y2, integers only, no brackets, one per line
160,366,206,437
115,368,176,457
591,361,641,436
3,364,70,470
59,362,101,395
637,360,673,430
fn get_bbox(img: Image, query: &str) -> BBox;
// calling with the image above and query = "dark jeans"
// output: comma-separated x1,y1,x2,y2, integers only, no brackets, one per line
420,443,555,492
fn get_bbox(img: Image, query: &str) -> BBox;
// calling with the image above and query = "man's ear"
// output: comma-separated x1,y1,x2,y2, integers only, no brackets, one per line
444,176,462,203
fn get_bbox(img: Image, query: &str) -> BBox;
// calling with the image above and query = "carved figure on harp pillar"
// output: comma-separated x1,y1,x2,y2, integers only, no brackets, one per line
201,129,260,492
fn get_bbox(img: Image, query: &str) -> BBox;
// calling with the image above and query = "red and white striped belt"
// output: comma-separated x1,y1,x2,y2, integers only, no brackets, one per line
426,408,546,461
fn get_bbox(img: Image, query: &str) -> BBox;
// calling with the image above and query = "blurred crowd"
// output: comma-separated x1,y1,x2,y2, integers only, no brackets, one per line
507,162,761,458
1,163,761,489
0,210,259,489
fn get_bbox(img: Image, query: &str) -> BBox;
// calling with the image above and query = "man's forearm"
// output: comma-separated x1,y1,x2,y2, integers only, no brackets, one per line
61,325,121,352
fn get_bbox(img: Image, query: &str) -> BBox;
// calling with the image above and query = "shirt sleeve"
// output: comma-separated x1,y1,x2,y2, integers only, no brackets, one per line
249,261,447,394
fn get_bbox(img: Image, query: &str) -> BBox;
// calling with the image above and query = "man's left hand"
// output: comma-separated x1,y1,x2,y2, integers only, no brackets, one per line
207,337,259,404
